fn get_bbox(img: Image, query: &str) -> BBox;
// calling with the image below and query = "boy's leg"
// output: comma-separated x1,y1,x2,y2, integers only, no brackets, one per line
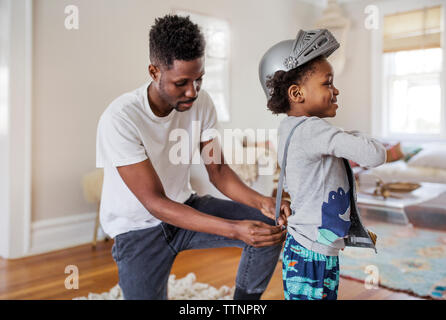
282,233,339,300
112,225,176,300
322,256,340,299
166,194,283,299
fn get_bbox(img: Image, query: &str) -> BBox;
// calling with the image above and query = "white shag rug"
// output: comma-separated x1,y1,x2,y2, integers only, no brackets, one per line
73,273,234,300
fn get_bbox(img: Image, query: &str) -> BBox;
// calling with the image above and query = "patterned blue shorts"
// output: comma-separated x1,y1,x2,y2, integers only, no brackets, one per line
282,233,340,300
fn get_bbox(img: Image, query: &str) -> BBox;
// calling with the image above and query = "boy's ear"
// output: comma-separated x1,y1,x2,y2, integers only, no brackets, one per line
148,64,161,82
288,84,304,103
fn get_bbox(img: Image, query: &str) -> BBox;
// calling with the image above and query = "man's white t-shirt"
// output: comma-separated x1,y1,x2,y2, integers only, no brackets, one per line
96,82,218,238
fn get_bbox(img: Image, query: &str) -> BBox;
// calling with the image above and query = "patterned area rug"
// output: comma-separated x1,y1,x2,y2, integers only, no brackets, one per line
73,273,234,300
339,222,446,299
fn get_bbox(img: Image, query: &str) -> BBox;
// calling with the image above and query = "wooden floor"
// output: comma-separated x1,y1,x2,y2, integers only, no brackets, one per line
0,239,421,300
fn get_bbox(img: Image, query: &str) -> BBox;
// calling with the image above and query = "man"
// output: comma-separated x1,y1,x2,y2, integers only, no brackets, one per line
96,14,290,300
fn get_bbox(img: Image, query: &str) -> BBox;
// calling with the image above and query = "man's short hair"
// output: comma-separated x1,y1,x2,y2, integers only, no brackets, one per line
149,14,206,69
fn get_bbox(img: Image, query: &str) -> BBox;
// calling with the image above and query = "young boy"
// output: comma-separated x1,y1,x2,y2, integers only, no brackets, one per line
259,29,386,300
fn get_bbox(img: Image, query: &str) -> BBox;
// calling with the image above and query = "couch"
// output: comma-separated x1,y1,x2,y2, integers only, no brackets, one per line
359,141,446,185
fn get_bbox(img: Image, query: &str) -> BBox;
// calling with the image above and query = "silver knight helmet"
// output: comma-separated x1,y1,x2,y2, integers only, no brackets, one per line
259,29,340,99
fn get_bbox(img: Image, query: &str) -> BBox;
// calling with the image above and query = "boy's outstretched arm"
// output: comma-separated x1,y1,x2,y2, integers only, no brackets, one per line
303,118,387,168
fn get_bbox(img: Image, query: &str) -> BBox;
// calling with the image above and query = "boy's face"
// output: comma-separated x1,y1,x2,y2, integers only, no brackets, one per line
300,58,339,118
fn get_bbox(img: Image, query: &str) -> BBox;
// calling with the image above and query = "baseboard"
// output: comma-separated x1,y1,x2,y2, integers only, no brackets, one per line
29,212,107,256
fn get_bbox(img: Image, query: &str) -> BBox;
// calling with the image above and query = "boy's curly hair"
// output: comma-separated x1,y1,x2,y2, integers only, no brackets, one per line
266,56,324,114
149,14,205,69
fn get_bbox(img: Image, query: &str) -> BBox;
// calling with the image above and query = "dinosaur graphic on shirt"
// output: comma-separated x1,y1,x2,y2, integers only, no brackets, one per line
317,187,352,245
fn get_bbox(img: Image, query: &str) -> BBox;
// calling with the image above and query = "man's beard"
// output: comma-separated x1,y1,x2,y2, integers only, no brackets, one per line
174,98,197,112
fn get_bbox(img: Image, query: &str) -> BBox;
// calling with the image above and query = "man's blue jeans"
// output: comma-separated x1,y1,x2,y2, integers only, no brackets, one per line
111,193,282,300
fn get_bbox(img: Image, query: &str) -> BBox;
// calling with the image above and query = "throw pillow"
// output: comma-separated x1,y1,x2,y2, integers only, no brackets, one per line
403,147,423,162
384,142,404,163
407,146,446,170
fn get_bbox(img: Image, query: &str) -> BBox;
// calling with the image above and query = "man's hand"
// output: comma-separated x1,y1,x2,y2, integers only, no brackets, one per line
259,196,291,227
233,220,287,247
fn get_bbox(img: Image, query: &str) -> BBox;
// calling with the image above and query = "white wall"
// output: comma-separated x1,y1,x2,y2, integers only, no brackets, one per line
319,0,377,133
29,0,318,246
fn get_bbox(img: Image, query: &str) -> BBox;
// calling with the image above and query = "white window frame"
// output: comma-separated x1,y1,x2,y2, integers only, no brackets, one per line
0,0,33,258
370,0,446,142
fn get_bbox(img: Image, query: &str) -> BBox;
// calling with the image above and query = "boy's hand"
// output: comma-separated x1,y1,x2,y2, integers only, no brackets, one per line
259,196,291,227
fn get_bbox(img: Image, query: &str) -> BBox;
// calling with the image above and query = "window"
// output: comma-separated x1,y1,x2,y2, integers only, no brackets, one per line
383,48,442,135
380,5,444,139
176,10,231,122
